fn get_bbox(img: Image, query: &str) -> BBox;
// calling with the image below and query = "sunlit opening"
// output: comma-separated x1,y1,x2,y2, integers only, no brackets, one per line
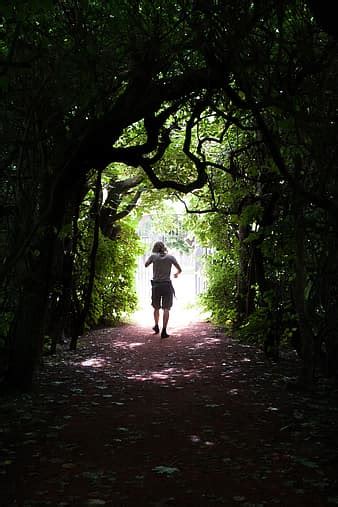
130,300,210,330
133,262,208,329
133,208,211,329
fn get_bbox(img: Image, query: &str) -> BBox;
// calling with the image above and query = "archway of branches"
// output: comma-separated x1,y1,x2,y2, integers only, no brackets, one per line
1,1,338,392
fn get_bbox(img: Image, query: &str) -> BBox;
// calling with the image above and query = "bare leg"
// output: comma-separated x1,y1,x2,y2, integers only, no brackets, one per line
161,309,170,338
163,309,169,329
154,308,159,326
153,308,160,333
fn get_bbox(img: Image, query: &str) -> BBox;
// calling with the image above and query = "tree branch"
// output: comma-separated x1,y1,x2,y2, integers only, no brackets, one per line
174,193,219,214
114,189,143,221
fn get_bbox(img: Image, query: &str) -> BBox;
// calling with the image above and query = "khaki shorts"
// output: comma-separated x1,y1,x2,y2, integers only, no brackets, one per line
151,281,174,309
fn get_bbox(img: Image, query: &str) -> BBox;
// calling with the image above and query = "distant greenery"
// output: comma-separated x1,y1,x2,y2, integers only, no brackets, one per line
75,210,141,329
186,210,238,329
92,223,141,326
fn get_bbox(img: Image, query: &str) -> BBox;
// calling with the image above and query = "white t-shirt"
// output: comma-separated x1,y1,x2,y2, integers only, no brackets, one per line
145,253,181,281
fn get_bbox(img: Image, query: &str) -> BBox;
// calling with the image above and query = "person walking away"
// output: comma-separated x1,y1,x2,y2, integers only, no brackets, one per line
145,241,182,338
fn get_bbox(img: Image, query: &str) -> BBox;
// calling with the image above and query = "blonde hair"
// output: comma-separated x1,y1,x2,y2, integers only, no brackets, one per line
152,241,167,255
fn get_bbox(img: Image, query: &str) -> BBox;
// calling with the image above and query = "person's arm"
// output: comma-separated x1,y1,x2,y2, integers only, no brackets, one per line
145,254,153,267
172,258,182,278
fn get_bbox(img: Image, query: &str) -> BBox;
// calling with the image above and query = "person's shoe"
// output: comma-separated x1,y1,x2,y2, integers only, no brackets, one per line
161,328,169,339
152,324,159,334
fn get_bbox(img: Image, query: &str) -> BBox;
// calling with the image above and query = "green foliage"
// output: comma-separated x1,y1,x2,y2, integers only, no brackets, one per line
89,221,142,327
200,251,238,328
239,203,263,228
165,235,191,254
74,190,141,329
186,207,239,328
142,199,195,254
236,307,272,344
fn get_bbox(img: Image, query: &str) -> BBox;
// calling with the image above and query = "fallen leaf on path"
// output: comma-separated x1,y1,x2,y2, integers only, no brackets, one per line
62,463,75,469
153,466,180,476
293,457,319,469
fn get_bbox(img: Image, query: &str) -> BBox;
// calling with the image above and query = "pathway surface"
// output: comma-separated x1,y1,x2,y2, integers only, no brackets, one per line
1,317,338,506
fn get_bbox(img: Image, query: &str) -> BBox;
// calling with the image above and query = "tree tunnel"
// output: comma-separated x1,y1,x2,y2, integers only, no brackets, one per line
1,1,338,392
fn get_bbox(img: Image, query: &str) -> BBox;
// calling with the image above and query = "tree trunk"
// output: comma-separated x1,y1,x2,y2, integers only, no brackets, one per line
4,234,55,391
236,224,255,322
324,223,338,378
48,186,85,353
70,169,102,350
293,198,315,386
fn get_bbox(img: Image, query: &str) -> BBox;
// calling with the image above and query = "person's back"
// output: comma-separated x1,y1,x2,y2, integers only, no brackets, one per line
149,253,178,281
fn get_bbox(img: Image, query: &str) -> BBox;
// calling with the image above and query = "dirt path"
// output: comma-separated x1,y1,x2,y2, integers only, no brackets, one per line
1,319,338,506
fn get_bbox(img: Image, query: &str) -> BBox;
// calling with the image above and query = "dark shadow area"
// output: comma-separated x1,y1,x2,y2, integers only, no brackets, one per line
1,322,338,506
